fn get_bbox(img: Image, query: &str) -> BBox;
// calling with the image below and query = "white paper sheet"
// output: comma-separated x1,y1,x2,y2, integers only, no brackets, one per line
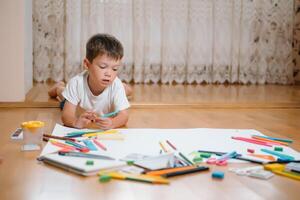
40,124,300,162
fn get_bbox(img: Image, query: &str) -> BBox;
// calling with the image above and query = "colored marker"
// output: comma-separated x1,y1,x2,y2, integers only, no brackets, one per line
82,139,98,151
65,140,90,152
252,136,289,146
162,166,209,178
83,129,118,138
66,130,102,138
261,149,294,161
146,166,196,176
232,136,273,147
217,151,237,161
101,110,119,118
252,135,293,144
100,172,169,184
93,139,107,151
50,140,76,151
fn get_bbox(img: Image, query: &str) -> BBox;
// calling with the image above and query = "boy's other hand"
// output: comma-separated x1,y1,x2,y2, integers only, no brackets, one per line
94,117,113,130
74,111,97,128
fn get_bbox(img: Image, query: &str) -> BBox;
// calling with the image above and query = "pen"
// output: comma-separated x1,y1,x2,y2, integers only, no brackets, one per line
58,151,115,160
164,140,194,165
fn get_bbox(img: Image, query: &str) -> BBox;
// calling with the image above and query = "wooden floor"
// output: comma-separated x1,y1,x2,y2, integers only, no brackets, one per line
1,83,300,200
1,82,300,108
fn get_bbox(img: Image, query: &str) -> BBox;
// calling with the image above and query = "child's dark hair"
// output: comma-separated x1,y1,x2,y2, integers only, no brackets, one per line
86,33,123,62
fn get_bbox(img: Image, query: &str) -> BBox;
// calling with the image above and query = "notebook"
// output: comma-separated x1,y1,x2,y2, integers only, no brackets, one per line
39,152,126,176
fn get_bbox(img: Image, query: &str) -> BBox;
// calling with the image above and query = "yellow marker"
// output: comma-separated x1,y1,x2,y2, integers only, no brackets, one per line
264,163,285,171
264,164,300,181
83,129,118,137
99,172,169,184
272,170,300,181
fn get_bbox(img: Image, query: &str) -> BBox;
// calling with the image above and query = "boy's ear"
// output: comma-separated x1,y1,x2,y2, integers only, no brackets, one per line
83,58,91,69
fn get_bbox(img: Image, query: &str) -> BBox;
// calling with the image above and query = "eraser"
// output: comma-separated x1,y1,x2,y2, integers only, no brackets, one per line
248,169,274,180
86,160,94,165
127,160,134,165
274,147,283,152
247,149,255,153
200,153,211,158
212,171,224,179
193,156,203,163
99,175,111,183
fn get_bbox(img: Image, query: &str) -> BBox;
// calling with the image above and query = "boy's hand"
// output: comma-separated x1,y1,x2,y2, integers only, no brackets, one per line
94,117,113,130
74,111,97,128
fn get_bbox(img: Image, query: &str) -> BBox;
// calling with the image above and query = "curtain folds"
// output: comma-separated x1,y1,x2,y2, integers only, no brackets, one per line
33,0,295,84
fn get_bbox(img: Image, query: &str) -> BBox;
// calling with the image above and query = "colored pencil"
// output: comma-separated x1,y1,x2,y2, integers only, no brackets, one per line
159,141,168,153
166,140,177,150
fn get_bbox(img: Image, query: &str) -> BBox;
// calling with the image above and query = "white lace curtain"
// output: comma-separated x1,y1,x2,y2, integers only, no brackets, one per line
33,0,294,84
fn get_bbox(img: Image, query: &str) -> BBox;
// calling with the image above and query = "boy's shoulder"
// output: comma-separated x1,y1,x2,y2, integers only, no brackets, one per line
68,71,88,84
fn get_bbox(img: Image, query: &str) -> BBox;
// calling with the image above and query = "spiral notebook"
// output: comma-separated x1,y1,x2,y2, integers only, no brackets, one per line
39,152,126,176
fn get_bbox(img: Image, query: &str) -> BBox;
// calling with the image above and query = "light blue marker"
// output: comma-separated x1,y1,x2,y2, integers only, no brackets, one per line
82,140,98,151
261,149,294,161
101,110,119,118
218,151,237,161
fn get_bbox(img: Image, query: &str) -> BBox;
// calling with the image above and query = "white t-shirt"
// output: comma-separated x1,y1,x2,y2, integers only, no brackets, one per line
62,70,130,116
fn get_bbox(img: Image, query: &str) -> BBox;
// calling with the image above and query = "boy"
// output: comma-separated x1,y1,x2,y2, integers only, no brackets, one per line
49,33,131,130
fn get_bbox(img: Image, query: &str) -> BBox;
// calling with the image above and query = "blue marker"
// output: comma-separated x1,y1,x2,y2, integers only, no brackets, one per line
101,110,119,118
82,140,98,151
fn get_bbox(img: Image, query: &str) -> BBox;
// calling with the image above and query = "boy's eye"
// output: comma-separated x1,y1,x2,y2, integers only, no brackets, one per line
99,65,106,69
113,68,118,71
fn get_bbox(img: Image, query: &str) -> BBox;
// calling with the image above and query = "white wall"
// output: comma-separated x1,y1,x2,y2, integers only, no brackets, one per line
0,0,32,102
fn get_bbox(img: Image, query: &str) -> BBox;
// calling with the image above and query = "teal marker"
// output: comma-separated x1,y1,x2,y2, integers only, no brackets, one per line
101,110,120,118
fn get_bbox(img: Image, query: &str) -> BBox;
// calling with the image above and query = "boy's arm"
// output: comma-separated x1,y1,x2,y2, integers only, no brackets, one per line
111,109,129,128
61,101,77,127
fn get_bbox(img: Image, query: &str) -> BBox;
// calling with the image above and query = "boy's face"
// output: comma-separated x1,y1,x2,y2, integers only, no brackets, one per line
84,54,121,91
